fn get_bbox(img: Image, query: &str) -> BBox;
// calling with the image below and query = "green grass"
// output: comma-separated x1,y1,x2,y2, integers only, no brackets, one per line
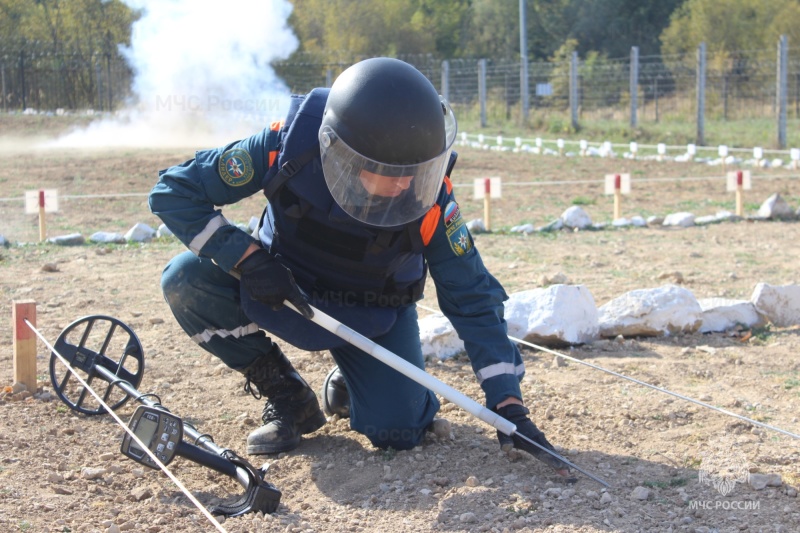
751,324,774,341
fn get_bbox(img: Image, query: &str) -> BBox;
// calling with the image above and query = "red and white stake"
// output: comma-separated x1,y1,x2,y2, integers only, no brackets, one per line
12,300,38,393
483,178,492,231
613,174,622,220
735,170,744,217
38,190,47,242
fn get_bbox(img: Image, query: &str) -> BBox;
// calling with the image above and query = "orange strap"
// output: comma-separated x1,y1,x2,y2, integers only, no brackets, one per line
419,176,453,246
268,120,284,167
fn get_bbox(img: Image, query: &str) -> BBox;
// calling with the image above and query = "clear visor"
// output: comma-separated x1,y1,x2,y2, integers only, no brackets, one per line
319,97,457,227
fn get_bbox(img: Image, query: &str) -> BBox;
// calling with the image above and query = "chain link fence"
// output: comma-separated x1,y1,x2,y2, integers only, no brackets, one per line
3,40,799,143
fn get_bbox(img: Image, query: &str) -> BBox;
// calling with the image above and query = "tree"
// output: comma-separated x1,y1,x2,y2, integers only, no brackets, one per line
660,0,800,57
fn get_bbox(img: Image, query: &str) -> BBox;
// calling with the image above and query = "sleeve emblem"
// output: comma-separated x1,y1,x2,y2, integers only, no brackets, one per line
444,201,473,256
219,148,254,186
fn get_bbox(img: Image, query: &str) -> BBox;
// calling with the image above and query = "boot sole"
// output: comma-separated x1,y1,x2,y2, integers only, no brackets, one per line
246,409,327,455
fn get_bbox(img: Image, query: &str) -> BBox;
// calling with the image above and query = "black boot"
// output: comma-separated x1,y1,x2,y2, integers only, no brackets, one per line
321,366,350,418
242,345,326,455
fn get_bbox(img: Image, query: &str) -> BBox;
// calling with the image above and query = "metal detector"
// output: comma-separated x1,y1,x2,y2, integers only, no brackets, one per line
48,315,282,517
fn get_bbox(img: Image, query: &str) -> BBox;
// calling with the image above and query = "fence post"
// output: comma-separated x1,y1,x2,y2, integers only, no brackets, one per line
630,46,638,128
696,42,706,146
569,51,579,131
654,77,659,123
479,58,487,128
441,60,450,103
519,0,529,123
777,35,788,149
95,59,104,111
105,53,113,111
1,62,6,113
19,51,26,111
325,68,333,88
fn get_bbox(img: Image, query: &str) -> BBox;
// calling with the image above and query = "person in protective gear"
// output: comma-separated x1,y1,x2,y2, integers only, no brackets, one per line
150,57,568,475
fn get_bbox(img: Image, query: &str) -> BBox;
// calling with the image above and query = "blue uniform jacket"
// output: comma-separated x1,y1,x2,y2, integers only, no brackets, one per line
149,116,525,409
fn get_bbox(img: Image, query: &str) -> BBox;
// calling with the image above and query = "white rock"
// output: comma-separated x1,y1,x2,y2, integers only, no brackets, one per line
156,224,174,238
510,223,535,234
47,233,85,246
561,205,592,229
757,193,795,219
504,285,599,345
419,313,464,360
662,212,695,227
697,298,765,333
466,219,487,233
89,231,126,244
598,285,702,337
630,486,651,500
124,222,156,243
751,283,800,327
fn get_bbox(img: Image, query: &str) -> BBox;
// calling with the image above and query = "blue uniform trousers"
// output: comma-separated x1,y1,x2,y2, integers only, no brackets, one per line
161,251,439,450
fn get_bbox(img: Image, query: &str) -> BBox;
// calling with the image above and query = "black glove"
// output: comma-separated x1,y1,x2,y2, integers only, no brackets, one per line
495,403,570,474
238,248,313,319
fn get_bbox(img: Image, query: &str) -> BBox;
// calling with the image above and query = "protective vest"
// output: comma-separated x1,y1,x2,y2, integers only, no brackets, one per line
261,88,427,308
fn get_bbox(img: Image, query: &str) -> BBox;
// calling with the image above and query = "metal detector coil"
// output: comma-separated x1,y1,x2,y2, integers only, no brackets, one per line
48,315,282,517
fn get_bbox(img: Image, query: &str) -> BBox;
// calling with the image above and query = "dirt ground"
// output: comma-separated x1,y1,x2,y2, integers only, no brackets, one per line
0,116,799,533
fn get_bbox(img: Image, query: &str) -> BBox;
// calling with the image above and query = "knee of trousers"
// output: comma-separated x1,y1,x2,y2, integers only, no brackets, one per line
161,252,223,308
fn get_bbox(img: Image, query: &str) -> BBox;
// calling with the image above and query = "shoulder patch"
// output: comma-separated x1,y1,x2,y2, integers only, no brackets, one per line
219,148,254,186
443,201,473,256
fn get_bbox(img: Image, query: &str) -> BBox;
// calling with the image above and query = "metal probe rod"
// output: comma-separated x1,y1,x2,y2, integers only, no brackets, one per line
287,303,610,488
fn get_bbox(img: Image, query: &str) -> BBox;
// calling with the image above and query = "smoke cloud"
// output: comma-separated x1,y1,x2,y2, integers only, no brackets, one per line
55,0,298,148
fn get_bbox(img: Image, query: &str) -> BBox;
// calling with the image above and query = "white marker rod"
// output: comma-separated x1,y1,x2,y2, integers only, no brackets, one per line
288,302,516,437
287,302,611,487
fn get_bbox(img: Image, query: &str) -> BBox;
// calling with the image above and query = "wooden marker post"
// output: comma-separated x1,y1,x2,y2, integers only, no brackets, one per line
25,189,58,242
38,190,47,241
726,170,751,217
473,177,502,232
735,171,743,216
12,300,38,394
483,179,491,230
605,173,631,221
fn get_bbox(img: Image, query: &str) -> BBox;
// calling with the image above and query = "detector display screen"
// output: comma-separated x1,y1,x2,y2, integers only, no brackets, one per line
121,405,183,468
129,413,159,457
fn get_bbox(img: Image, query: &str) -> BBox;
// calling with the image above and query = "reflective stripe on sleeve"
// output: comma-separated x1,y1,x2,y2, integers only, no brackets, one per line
189,215,231,255
475,362,525,384
191,322,260,345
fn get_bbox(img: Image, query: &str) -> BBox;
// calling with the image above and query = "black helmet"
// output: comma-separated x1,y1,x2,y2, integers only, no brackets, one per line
319,57,457,227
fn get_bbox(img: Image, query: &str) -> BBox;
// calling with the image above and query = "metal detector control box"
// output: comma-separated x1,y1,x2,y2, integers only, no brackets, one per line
121,405,183,469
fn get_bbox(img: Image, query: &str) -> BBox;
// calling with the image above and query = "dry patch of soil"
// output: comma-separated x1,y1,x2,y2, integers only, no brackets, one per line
0,124,799,532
